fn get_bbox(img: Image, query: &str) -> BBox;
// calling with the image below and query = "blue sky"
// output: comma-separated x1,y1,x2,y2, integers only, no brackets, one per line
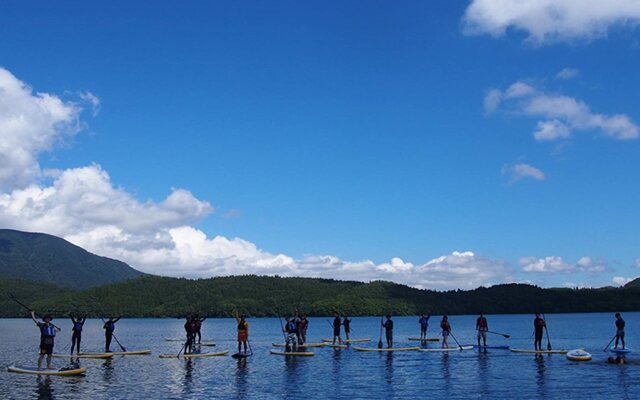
0,1,639,289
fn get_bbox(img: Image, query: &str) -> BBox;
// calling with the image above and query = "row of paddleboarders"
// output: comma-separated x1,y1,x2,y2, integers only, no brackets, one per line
30,311,122,370
29,309,629,369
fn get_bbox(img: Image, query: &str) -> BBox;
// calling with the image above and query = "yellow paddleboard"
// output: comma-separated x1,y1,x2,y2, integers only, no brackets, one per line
8,365,87,376
353,347,420,352
270,350,314,356
159,351,228,358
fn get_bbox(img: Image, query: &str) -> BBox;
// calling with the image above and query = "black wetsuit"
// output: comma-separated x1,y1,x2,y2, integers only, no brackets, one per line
103,318,120,352
71,317,86,354
343,318,351,334
383,320,394,348
333,317,341,337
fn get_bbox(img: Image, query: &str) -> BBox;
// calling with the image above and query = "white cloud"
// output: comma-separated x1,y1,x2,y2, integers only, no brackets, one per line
634,258,640,268
0,67,82,191
79,92,101,116
612,276,634,286
502,163,545,183
0,67,513,291
556,68,580,80
484,89,503,113
520,255,608,274
463,0,640,44
488,81,639,141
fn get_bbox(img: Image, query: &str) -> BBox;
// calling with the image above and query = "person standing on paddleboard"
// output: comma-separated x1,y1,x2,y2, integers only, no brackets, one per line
298,315,309,345
533,313,546,351
284,317,298,352
31,311,61,370
332,312,343,344
419,314,430,340
193,314,207,344
614,312,626,349
476,313,488,347
343,316,352,341
184,315,197,354
103,316,121,353
382,315,394,348
235,311,249,354
440,316,451,348
70,314,87,354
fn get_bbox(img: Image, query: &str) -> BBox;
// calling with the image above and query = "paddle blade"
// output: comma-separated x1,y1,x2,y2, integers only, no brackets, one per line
503,334,511,338
378,339,383,349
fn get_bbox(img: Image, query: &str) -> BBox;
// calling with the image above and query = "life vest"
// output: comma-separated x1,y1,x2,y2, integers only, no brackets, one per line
73,322,83,332
616,319,625,329
286,321,297,333
41,324,56,338
477,317,487,328
333,318,341,328
534,318,545,330
238,321,248,333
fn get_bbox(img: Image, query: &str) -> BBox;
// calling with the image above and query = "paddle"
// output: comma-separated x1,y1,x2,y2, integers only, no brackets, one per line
378,317,384,349
101,318,127,352
9,294,61,330
542,313,552,351
603,334,617,352
487,330,511,339
247,338,254,356
277,313,290,352
449,331,463,350
176,340,188,358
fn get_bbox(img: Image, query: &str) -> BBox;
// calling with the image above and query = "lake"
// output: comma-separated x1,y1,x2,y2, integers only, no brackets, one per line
1,313,638,399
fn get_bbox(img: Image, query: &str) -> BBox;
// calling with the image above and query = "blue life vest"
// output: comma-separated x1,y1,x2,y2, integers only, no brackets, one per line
286,321,297,333
41,324,56,338
73,322,83,332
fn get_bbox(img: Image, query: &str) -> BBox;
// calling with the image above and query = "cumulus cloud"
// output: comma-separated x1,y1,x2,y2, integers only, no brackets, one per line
0,67,513,290
0,67,83,191
486,81,639,141
520,255,608,273
555,68,579,80
463,0,640,44
633,258,640,268
612,276,634,286
502,163,545,183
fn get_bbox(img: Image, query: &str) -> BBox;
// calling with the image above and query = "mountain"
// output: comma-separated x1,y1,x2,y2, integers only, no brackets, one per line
0,229,143,289
624,277,640,289
4,274,639,318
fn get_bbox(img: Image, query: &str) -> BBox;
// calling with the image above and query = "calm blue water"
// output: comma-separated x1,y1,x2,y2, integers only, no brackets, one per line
1,313,638,399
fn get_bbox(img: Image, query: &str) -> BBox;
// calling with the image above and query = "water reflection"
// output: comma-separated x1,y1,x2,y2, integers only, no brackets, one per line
534,355,547,398
383,353,395,398
182,359,194,397
35,376,54,400
477,349,489,396
442,353,451,398
101,358,114,383
234,357,249,399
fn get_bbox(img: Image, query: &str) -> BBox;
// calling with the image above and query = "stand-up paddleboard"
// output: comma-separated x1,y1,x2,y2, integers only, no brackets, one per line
270,350,315,356
353,347,420,352
472,345,510,350
51,353,113,359
231,352,252,359
80,350,152,356
510,348,568,354
197,342,216,347
610,347,631,354
566,349,592,361
272,342,325,348
165,338,215,342
159,351,228,358
7,365,87,376
324,344,348,349
418,346,473,352
408,337,440,341
322,338,370,343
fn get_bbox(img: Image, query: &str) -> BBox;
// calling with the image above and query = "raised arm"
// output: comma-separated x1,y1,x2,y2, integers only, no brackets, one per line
31,310,39,325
